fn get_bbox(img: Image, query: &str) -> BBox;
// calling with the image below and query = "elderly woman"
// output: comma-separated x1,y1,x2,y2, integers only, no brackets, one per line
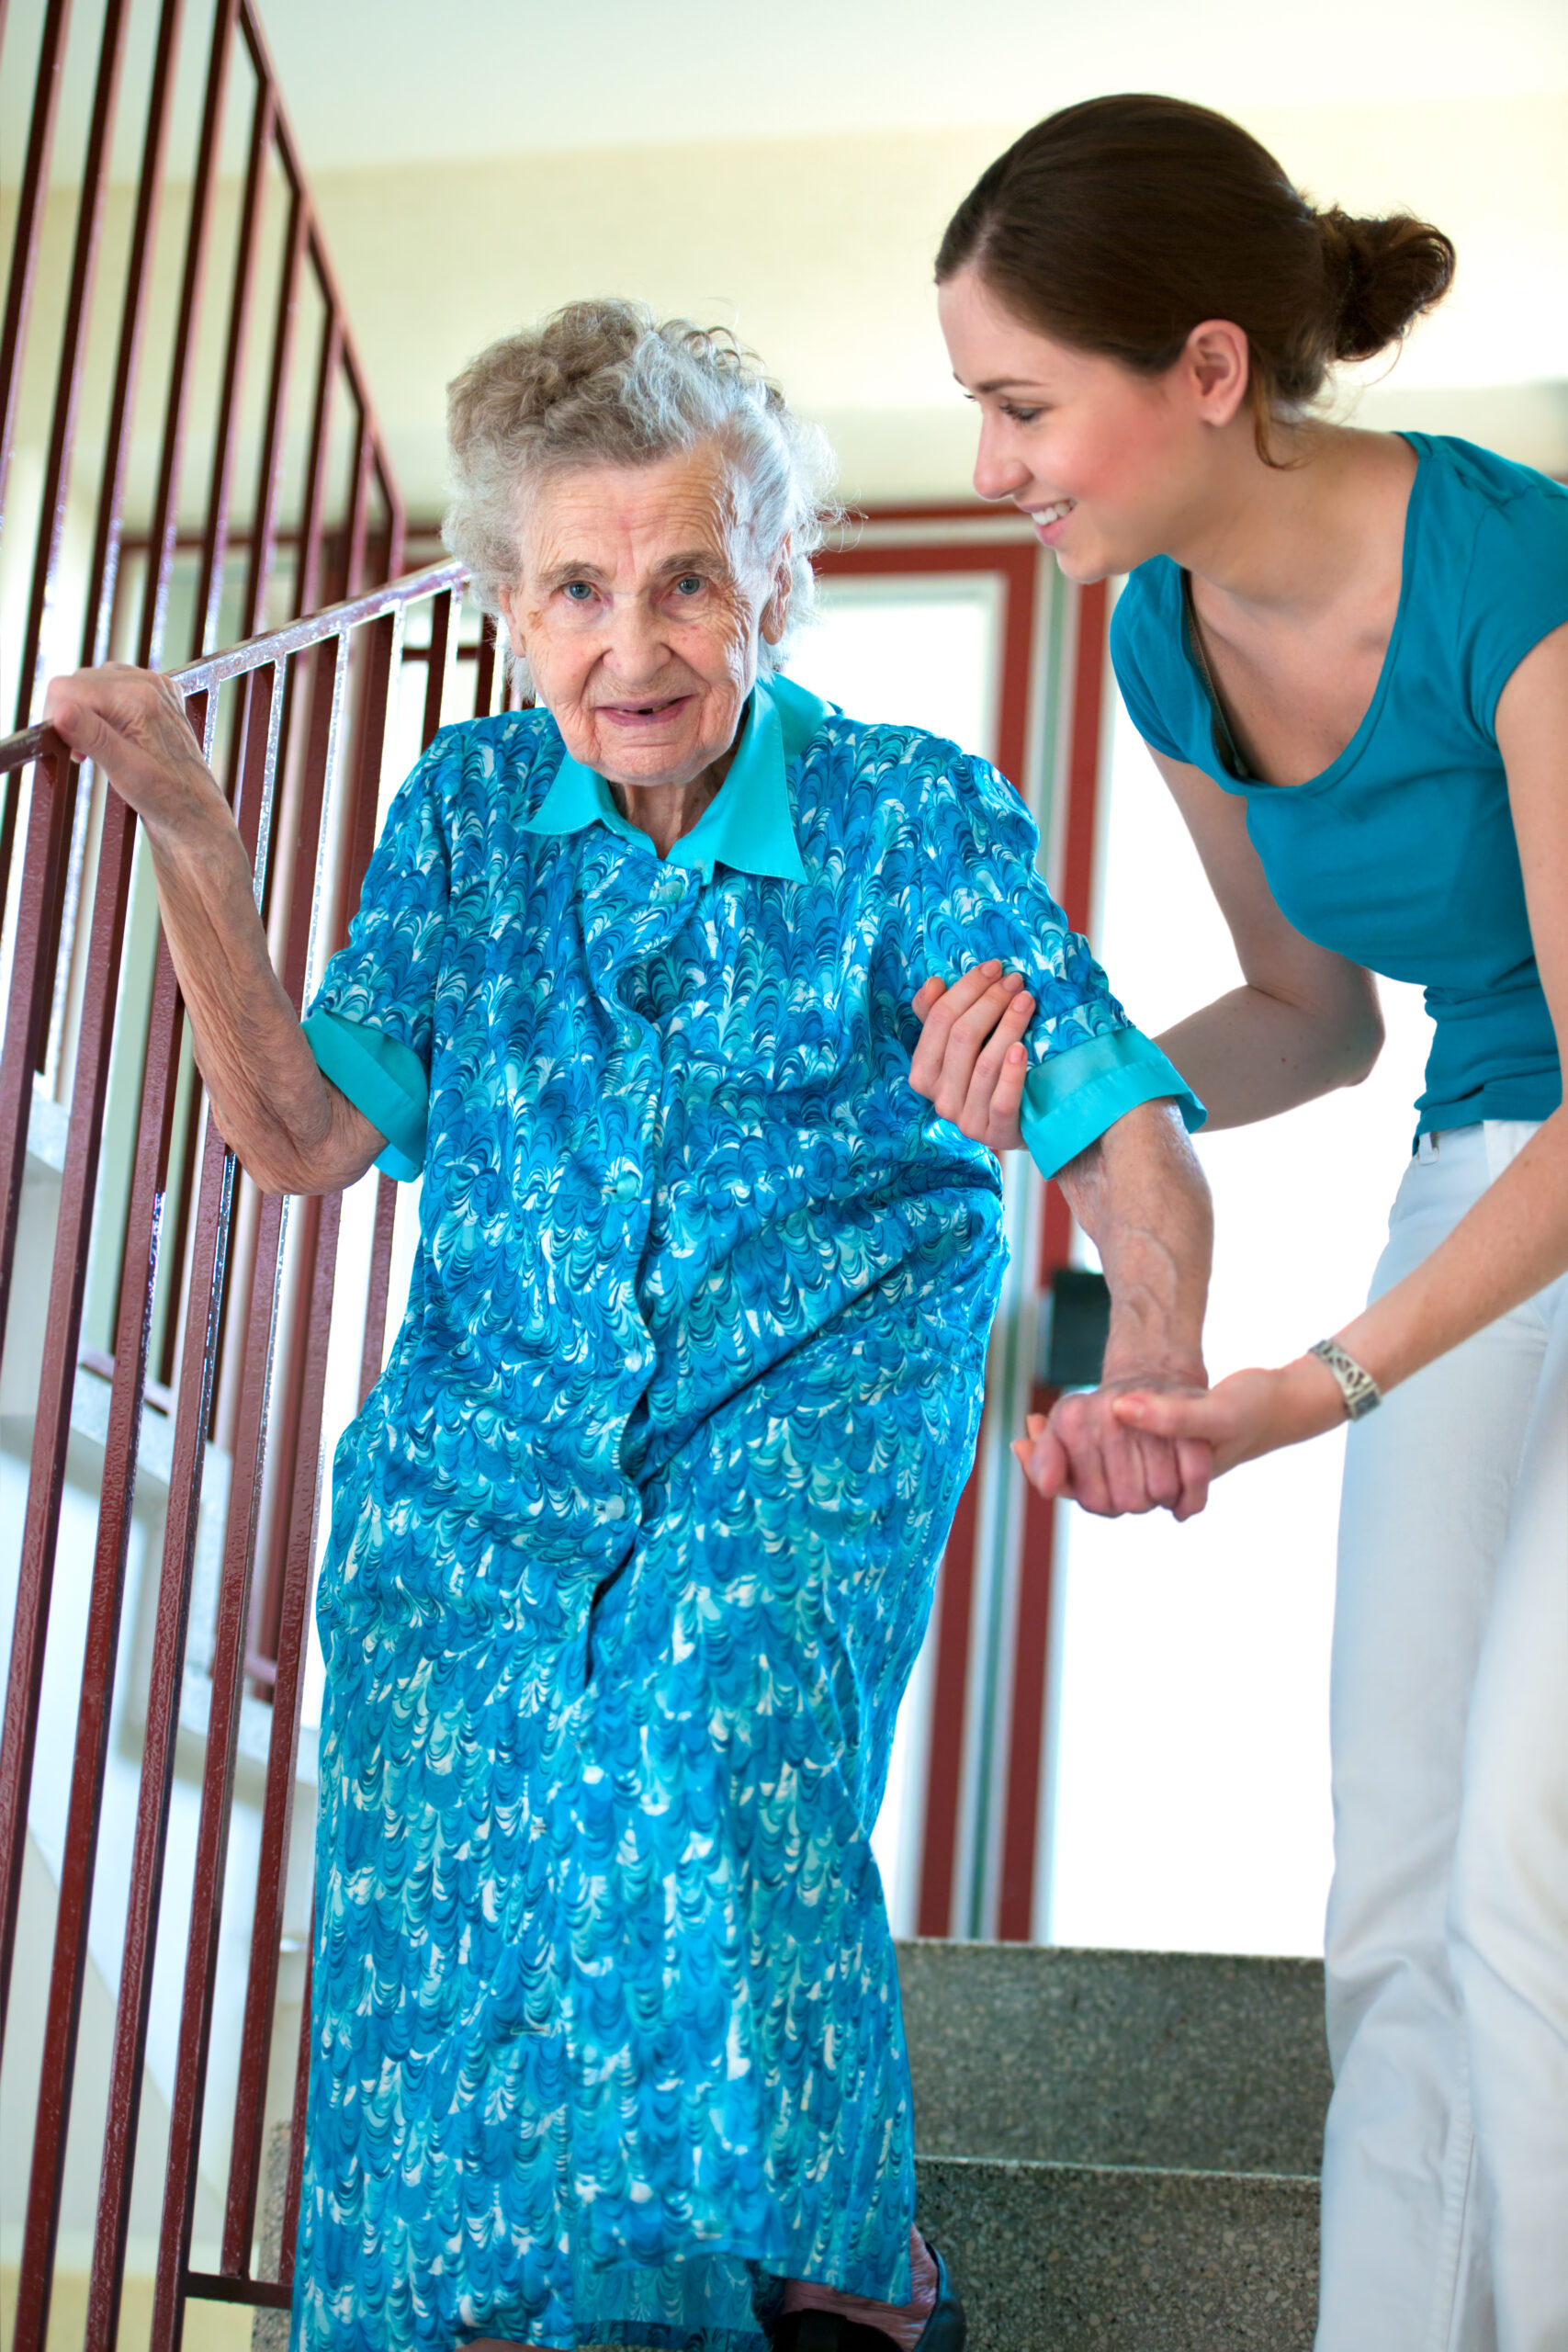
46,301,1212,2352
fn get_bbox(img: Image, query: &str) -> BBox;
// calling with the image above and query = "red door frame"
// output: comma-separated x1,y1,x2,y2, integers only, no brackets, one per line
996,578,1108,1941
817,517,1111,1941
811,540,1041,797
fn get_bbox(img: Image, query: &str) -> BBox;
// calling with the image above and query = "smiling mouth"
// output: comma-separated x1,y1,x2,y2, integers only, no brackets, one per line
1026,499,1075,528
599,695,692,723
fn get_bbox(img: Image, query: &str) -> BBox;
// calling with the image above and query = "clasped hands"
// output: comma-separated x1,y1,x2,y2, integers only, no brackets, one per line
908,960,1346,1521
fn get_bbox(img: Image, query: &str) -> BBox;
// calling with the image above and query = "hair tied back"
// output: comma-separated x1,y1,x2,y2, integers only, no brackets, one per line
936,95,1460,457
1316,206,1457,365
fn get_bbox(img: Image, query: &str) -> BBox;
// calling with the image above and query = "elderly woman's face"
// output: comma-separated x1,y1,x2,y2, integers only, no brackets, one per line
498,446,786,790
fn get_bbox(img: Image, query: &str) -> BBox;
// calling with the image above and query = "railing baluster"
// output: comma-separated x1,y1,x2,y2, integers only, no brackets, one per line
155,1040,206,1393
12,944,186,2351
242,182,309,639
345,579,448,1407
333,606,399,942
190,72,276,660
209,661,288,1437
473,610,499,718
0,0,74,908
294,311,342,621
36,741,96,1078
278,1931,314,2290
84,1107,237,2352
0,747,73,1360
78,0,190,673
138,0,241,669
0,782,141,2033
421,582,454,745
378,448,408,586
340,413,374,605
204,1183,339,2300
243,620,344,1702
0,0,73,523
141,664,294,2291
218,599,398,2265
10,0,135,734
0,0,443,2329
0,577,455,2325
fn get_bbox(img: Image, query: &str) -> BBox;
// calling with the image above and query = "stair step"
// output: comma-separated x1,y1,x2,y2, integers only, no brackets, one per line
897,1940,1331,2177
917,2154,1318,2352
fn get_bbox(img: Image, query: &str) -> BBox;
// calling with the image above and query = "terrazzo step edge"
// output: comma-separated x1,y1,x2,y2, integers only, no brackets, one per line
246,2142,1321,2352
916,2151,1319,2352
897,1939,1331,2177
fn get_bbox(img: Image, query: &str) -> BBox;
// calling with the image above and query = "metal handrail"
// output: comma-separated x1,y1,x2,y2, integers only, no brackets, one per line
0,0,489,2335
0,559,469,779
0,559,487,2346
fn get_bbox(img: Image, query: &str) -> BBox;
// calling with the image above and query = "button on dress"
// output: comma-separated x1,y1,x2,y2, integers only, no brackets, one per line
293,673,1188,2350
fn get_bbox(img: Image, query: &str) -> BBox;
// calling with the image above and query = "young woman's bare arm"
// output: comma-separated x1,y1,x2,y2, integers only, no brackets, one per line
1146,749,1384,1126
43,665,384,1197
1121,620,1568,1466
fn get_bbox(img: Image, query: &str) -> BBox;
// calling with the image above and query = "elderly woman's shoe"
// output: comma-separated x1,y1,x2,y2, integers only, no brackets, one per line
771,2247,966,2351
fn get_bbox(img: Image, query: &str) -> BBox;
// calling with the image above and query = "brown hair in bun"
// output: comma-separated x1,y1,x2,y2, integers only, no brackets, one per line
937,94,1456,457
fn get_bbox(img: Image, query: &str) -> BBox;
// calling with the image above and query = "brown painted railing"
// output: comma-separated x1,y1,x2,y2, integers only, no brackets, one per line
2,0,405,910
0,558,518,2347
0,0,514,2339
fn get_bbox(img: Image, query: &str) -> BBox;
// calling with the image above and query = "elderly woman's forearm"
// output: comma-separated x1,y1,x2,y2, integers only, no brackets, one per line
141,807,380,1195
1057,1102,1213,1380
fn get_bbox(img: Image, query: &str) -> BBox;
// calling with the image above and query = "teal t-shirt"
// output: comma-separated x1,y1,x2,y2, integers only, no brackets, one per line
1110,434,1568,1136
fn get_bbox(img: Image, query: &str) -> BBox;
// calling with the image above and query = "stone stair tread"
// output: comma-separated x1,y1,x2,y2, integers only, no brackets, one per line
917,2150,1319,2351
921,2149,1318,2188
898,1939,1331,2177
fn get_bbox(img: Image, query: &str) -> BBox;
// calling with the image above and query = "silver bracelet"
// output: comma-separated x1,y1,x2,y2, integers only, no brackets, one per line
1308,1338,1382,1420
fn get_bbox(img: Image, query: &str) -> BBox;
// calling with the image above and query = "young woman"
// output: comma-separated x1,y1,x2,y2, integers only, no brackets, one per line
908,92,1568,2352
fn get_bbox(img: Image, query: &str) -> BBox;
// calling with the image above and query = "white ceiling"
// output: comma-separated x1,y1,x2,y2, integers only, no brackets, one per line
252,0,1568,166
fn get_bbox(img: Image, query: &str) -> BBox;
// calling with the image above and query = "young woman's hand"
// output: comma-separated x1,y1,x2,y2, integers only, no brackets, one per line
1109,1354,1348,1476
909,962,1033,1152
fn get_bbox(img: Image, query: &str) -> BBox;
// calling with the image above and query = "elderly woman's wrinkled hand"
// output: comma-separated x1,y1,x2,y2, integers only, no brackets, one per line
909,961,1034,1153
43,663,226,842
1013,1376,1214,1521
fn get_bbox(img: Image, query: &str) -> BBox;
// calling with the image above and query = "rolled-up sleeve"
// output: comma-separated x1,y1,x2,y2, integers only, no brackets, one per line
302,734,455,1182
900,740,1204,1178
1020,1025,1201,1178
301,1010,429,1182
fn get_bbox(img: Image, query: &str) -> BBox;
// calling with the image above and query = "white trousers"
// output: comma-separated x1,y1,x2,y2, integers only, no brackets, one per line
1317,1123,1568,2352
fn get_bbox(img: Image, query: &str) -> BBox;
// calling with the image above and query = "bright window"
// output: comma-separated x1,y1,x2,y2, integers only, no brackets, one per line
785,573,1003,755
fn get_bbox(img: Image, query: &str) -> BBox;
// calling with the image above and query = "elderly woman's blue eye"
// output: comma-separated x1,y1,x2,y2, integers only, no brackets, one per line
562,581,595,602
674,575,705,595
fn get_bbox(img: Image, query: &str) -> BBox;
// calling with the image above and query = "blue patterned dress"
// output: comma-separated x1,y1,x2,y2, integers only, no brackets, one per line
293,673,1196,2352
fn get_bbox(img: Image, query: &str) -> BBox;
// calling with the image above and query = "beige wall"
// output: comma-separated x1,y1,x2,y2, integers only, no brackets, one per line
5,84,1563,565
299,94,1568,516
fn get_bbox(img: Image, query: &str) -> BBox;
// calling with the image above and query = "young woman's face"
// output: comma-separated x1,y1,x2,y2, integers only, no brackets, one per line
937,267,1234,582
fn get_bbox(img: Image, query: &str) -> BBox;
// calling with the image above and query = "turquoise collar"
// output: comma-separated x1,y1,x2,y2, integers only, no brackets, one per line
523,671,828,884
